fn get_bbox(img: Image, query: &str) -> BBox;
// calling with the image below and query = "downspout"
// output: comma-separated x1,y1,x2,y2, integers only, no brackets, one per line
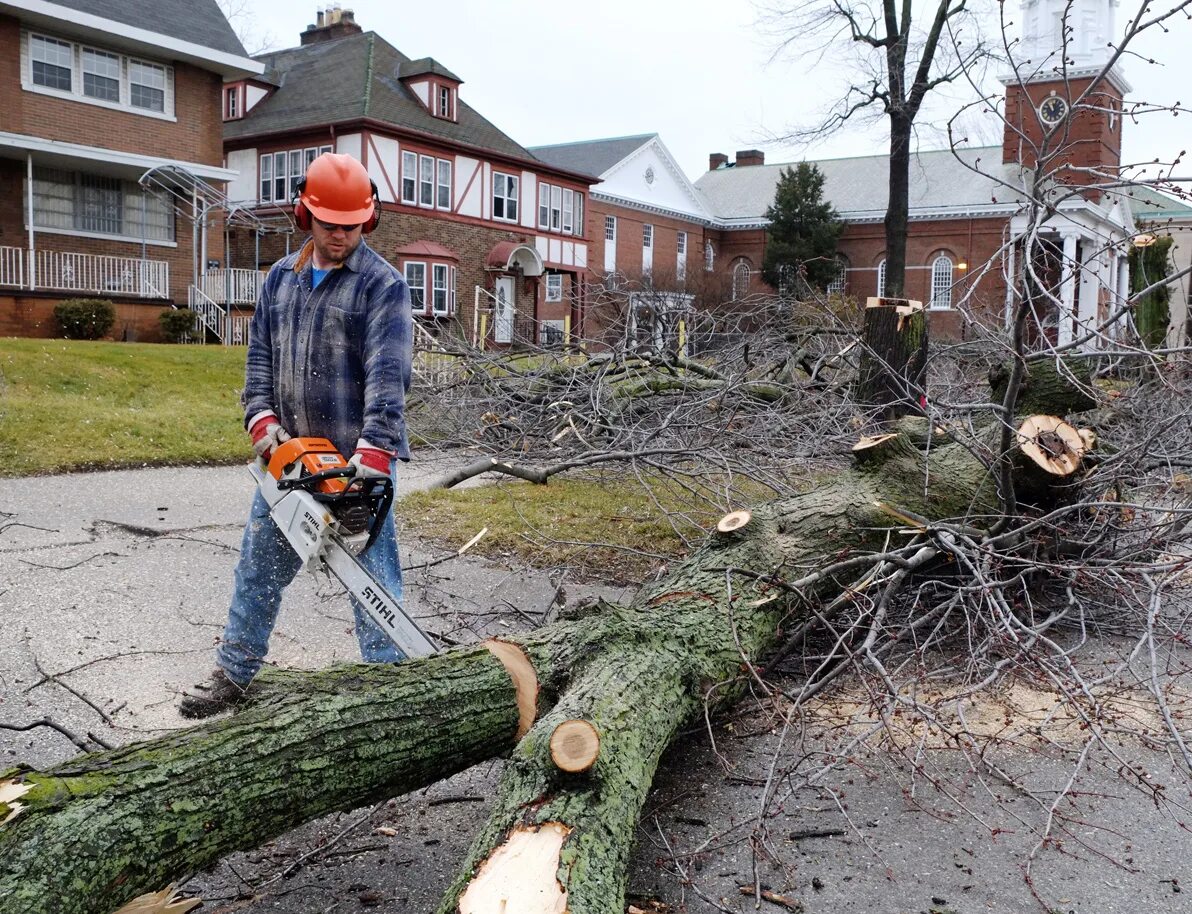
26,153,36,290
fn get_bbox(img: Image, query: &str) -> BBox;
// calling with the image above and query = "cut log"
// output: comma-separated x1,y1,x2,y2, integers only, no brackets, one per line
549,719,601,773
856,297,928,424
717,509,753,533
0,415,1087,914
1012,414,1090,507
989,359,1097,416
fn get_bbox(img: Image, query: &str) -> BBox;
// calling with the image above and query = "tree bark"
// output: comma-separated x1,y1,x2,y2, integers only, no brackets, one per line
857,297,928,423
0,417,1084,914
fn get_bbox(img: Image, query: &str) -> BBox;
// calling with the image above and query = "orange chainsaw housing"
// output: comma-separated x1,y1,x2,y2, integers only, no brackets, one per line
267,437,350,495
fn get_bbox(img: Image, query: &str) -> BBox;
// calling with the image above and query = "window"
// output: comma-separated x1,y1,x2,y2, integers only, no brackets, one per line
705,241,714,272
436,159,452,210
877,259,887,298
259,155,272,202
545,274,563,302
676,231,687,280
604,215,617,272
405,262,426,312
225,86,238,119
550,185,562,231
827,256,848,295
419,155,434,207
930,254,954,309
732,260,751,300
31,166,173,242
304,147,319,171
438,86,452,118
433,264,449,314
26,32,173,117
401,151,417,204
604,215,616,242
272,151,286,202
450,267,457,314
493,172,518,222
31,36,71,91
288,150,303,200
574,194,583,235
642,224,653,275
562,189,574,234
541,320,565,347
130,60,166,112
642,225,653,248
82,48,120,102
538,183,550,229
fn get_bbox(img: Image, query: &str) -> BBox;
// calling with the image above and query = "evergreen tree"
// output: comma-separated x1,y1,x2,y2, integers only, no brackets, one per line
1129,234,1174,348
762,162,844,294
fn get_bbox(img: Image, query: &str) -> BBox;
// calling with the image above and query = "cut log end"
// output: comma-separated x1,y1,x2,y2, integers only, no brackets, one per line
549,719,601,774
1017,415,1087,476
852,433,900,464
482,640,539,739
111,885,201,914
717,510,753,534
458,822,571,914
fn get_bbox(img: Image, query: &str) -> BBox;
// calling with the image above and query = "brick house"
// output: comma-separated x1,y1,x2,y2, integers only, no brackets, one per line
0,0,261,339
220,9,596,349
694,0,1139,346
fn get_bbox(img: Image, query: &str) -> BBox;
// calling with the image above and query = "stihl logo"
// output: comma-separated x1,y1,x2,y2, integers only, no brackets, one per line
361,585,397,626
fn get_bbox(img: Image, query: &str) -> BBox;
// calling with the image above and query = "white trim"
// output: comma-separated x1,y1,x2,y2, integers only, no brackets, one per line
27,225,178,248
0,130,235,181
1,0,263,76
22,80,177,121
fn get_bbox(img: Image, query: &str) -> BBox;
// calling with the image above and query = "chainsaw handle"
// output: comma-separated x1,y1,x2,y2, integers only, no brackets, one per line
276,466,355,490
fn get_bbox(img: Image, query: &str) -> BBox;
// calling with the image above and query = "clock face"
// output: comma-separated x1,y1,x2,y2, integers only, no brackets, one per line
1039,95,1068,126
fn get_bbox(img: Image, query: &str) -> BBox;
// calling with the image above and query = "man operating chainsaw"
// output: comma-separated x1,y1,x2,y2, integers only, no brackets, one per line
179,153,413,718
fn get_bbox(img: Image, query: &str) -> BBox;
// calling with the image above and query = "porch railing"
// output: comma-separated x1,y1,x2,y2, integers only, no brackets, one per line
200,268,264,306
35,250,169,299
0,246,24,288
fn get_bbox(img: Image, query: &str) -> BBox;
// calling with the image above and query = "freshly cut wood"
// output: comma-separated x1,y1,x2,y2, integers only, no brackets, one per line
717,509,752,533
112,886,199,914
857,297,928,424
1017,415,1087,476
458,822,571,914
852,433,899,464
549,719,601,773
483,639,539,739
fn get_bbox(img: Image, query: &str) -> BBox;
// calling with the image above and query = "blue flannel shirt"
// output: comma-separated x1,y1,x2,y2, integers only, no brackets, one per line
242,239,412,460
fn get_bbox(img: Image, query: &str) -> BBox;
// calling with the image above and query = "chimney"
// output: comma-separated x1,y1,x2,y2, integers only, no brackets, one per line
709,152,729,171
735,149,765,167
301,6,362,45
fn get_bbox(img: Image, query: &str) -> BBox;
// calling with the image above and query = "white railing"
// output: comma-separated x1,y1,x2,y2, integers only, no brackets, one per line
187,284,225,344
35,250,169,299
228,311,251,344
0,246,24,288
201,268,264,305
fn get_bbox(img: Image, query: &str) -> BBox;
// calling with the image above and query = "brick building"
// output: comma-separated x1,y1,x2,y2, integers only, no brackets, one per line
0,0,260,339
220,9,596,348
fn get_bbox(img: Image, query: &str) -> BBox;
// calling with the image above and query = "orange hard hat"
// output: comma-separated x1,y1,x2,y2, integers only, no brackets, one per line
299,153,376,225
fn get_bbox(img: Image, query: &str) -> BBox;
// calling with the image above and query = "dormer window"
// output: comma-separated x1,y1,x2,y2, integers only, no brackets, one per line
225,86,239,119
437,85,453,119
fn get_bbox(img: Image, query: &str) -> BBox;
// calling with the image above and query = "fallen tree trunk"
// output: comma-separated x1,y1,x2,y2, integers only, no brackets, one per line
0,415,1091,914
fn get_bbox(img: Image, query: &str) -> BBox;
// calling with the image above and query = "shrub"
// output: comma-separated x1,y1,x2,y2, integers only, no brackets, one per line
159,308,197,343
54,299,116,341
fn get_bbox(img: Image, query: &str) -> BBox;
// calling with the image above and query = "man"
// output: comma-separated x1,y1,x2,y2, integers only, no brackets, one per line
179,153,412,718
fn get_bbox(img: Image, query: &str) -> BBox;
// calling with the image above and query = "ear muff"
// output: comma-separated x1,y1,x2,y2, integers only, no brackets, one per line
293,177,381,233
293,176,312,231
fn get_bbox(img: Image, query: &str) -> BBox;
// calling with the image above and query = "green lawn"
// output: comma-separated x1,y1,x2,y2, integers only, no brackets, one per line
0,338,247,476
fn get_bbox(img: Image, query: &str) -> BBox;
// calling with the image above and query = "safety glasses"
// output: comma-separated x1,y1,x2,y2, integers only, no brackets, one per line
314,219,363,233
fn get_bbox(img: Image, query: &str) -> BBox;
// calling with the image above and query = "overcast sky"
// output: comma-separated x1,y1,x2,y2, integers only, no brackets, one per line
230,0,1192,183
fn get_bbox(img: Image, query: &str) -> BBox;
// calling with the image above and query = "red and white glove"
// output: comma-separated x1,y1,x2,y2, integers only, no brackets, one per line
248,411,291,462
348,439,393,479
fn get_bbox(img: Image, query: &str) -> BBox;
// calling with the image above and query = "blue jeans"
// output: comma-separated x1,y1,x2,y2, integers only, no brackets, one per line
216,467,405,686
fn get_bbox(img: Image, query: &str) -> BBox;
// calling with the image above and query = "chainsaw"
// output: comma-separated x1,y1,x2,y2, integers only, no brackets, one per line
248,437,438,658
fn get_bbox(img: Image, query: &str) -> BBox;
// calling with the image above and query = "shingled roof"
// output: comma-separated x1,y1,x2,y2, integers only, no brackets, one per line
46,0,247,58
530,135,658,180
224,31,531,162
696,146,1027,223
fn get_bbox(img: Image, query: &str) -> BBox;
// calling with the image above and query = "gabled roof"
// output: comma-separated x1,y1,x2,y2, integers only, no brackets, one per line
530,134,657,180
23,0,247,58
401,57,461,82
224,32,531,162
1124,185,1192,221
696,146,1026,224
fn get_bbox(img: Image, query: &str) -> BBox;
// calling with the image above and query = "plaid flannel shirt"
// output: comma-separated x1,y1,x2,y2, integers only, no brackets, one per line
242,239,412,460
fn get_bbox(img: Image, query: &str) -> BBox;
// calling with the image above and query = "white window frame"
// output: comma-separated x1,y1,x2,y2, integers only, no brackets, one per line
81,46,120,103
642,224,654,275
604,215,616,243
732,260,750,300
22,30,175,120
432,264,450,315
259,154,273,202
676,231,687,281
538,183,550,230
574,193,583,236
30,34,72,92
405,261,427,314
877,259,887,298
401,150,417,204
438,85,453,118
604,215,617,272
436,158,452,210
450,266,457,314
128,58,167,113
930,254,954,310
545,273,563,302
827,256,848,295
419,154,435,207
30,165,175,245
549,185,562,231
493,172,519,223
562,189,574,234
705,241,714,272
642,224,653,249
225,86,239,119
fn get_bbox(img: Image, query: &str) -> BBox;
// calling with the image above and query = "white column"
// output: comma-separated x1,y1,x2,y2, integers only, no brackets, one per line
1076,243,1102,348
1057,232,1078,346
26,153,36,290
1004,239,1016,329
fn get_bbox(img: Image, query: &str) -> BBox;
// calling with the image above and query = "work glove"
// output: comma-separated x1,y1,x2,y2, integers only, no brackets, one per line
348,439,393,480
248,411,291,462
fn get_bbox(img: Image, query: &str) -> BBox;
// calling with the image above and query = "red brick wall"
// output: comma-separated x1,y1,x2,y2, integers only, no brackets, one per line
0,291,173,340
585,198,709,287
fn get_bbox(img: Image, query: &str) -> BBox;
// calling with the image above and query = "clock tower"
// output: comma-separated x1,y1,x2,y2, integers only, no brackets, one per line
1002,0,1128,189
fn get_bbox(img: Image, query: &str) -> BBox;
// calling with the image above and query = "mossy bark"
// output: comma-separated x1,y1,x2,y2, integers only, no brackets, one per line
1,422,1027,914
